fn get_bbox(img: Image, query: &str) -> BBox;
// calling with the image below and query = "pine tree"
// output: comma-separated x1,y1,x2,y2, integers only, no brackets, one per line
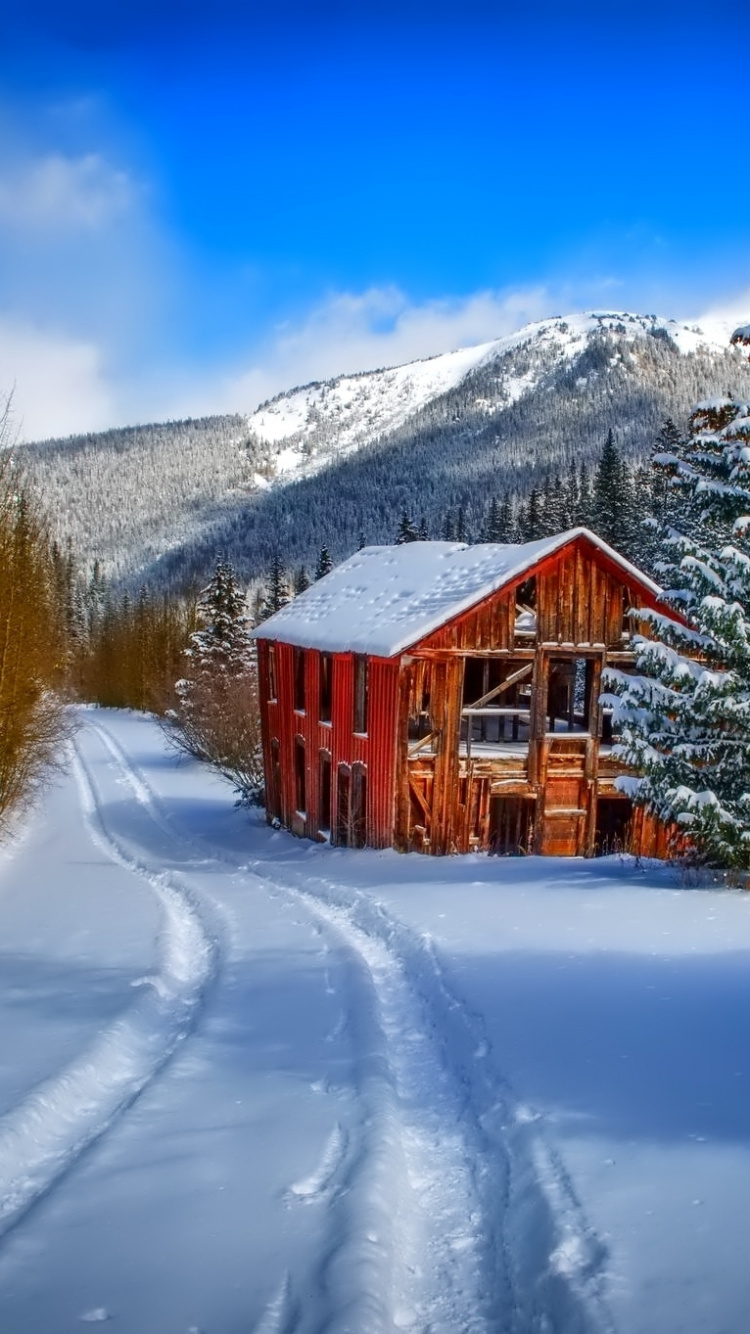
576,464,594,528
541,473,565,536
294,566,311,595
417,514,429,541
482,497,500,543
592,431,625,546
261,552,291,618
396,511,418,544
455,505,468,543
497,494,513,543
523,488,544,541
651,417,687,531
605,399,750,868
172,557,262,803
314,545,334,580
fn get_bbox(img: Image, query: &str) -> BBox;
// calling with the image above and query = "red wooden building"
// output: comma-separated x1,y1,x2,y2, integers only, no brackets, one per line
254,528,680,858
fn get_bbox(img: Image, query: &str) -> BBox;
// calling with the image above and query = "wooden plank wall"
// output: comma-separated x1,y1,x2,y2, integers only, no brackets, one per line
537,545,625,645
258,640,399,848
259,535,682,859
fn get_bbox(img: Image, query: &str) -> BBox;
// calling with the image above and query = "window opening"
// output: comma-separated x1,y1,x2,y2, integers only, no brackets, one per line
320,652,332,723
460,658,533,755
595,797,632,856
353,654,368,734
489,797,535,855
336,764,350,846
319,750,332,835
269,738,282,822
546,656,595,734
408,661,433,746
351,762,367,849
294,736,306,813
514,576,537,642
267,644,277,701
294,647,306,712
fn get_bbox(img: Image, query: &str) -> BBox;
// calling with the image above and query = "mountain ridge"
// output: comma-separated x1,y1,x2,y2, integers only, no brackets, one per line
22,308,750,590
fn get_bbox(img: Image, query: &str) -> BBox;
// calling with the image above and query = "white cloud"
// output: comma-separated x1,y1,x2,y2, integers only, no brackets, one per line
0,318,118,440
216,284,565,415
0,153,135,232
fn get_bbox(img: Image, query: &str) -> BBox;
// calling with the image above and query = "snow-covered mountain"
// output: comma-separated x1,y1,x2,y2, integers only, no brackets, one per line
245,311,733,485
23,309,750,588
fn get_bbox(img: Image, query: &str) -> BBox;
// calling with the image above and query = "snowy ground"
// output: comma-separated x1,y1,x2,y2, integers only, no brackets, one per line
1,710,750,1334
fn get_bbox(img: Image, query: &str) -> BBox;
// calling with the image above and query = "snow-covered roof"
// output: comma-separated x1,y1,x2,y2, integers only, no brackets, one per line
253,528,663,658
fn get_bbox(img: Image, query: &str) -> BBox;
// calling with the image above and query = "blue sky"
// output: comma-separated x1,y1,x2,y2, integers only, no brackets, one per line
1,0,749,438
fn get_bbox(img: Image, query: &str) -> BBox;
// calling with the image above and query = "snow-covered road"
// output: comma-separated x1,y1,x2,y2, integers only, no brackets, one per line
1,709,750,1333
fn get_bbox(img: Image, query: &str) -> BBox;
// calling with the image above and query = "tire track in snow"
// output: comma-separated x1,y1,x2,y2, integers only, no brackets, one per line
0,732,218,1242
92,723,502,1331
92,717,616,1333
282,872,617,1334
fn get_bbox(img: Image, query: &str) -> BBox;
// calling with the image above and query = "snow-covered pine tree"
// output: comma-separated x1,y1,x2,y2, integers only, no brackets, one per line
604,399,750,868
260,552,291,618
541,473,565,536
172,557,263,803
575,463,594,528
396,511,418,544
314,545,333,580
497,494,513,543
592,430,636,552
481,497,500,543
522,488,544,541
294,565,311,595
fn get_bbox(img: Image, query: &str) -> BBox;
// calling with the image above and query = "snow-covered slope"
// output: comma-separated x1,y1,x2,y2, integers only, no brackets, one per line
246,311,733,482
3,708,750,1333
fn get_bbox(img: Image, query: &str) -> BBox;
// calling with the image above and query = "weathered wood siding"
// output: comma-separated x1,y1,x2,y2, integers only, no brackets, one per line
257,640,399,848
258,533,682,860
393,535,677,857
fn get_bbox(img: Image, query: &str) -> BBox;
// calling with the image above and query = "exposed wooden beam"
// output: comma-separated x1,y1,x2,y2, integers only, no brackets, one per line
466,662,533,711
408,776,432,827
408,731,437,757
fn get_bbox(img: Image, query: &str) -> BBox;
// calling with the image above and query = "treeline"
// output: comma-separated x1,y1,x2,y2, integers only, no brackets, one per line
0,415,72,830
253,427,667,609
64,562,199,713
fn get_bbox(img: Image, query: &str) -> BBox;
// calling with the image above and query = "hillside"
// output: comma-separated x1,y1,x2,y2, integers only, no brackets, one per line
23,311,750,589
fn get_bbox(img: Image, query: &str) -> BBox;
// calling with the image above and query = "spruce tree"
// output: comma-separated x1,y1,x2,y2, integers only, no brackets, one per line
294,566,311,595
172,557,263,802
592,430,625,547
576,464,594,528
261,552,291,618
396,511,418,544
523,488,544,541
497,495,513,543
482,497,501,543
605,399,750,868
314,545,334,580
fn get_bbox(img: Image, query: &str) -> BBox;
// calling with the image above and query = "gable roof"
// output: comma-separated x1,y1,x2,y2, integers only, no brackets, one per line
253,528,663,659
